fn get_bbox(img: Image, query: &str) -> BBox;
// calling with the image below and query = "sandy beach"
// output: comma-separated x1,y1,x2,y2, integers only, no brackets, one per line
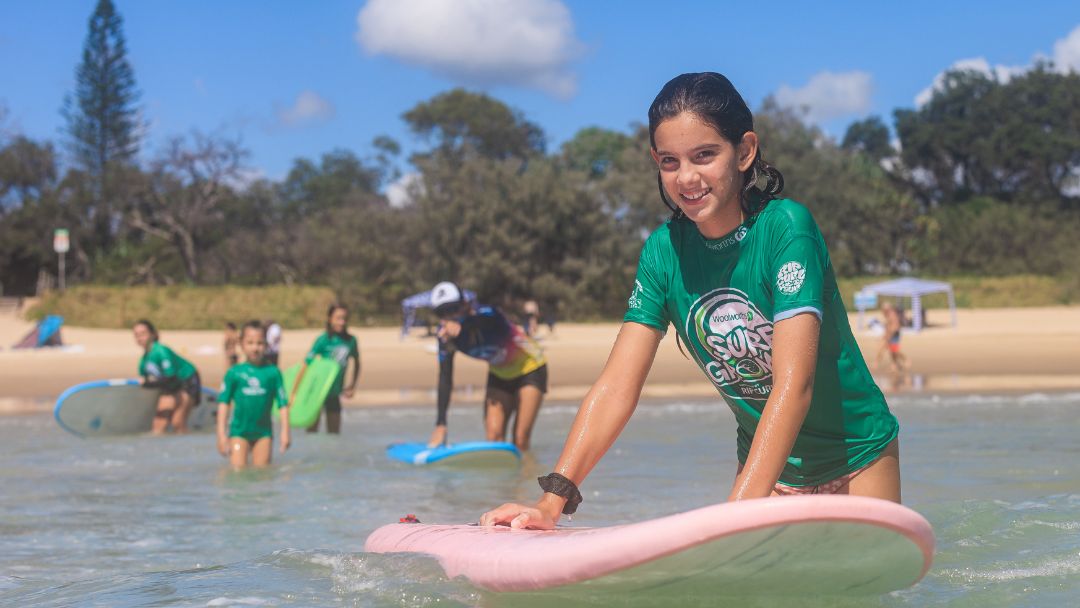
2,305,1079,413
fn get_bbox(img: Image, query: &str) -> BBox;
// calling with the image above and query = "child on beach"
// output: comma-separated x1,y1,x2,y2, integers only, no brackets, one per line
877,301,910,373
426,282,548,451
291,304,359,434
482,72,900,530
223,322,239,367
133,319,202,434
216,320,290,468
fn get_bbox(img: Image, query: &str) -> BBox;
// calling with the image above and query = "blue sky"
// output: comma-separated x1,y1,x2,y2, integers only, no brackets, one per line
2,1,1079,191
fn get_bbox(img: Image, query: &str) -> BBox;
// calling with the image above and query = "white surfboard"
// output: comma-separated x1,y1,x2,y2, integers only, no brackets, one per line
54,379,217,437
364,495,934,599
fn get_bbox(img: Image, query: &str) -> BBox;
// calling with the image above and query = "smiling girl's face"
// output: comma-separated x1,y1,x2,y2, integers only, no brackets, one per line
651,111,757,239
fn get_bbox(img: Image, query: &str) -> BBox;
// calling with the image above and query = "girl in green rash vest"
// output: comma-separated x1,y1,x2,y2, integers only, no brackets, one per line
290,304,360,434
216,321,290,468
133,319,202,435
481,72,901,531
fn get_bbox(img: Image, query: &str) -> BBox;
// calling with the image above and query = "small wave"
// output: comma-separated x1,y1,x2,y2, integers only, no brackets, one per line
206,598,273,607
889,391,1080,409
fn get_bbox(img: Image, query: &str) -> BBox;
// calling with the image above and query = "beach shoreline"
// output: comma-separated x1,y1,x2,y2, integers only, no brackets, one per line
3,306,1079,413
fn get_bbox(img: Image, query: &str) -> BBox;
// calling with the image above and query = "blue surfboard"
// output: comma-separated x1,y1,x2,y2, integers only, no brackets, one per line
54,378,218,437
387,441,521,466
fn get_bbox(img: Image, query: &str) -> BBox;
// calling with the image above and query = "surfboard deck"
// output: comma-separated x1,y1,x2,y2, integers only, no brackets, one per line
54,379,218,437
387,441,521,466
281,358,340,428
364,495,934,598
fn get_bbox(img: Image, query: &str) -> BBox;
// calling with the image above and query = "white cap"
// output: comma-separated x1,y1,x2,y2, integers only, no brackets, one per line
430,282,463,309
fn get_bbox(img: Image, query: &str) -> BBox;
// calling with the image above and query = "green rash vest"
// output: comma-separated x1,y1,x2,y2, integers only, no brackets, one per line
624,198,899,486
219,362,288,440
139,342,196,381
305,332,359,396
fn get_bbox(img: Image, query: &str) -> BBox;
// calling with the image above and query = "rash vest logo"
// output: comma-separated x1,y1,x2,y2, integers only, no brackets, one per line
685,288,774,401
776,261,806,295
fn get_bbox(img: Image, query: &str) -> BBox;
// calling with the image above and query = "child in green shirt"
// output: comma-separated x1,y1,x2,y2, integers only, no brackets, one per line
216,321,291,468
290,304,360,434
133,319,201,434
482,72,900,531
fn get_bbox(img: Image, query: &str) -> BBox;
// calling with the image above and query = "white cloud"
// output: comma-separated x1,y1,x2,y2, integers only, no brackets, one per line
1053,24,1080,73
915,24,1080,107
385,172,423,208
277,90,335,127
774,71,873,123
356,0,583,99
914,57,1024,107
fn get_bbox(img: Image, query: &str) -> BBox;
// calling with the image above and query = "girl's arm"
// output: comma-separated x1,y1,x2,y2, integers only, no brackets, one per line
428,350,454,447
480,322,663,529
278,403,291,453
216,400,231,457
287,363,308,403
728,312,820,500
343,350,360,397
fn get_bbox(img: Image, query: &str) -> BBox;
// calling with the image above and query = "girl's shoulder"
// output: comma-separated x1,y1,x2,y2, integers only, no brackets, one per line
755,198,819,234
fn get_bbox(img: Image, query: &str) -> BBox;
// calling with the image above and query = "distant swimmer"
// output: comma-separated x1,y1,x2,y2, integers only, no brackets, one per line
216,320,290,468
482,72,900,531
290,304,359,434
133,319,202,434
427,282,547,451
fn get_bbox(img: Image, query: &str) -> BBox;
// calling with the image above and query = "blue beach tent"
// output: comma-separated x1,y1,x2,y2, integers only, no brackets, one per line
13,315,64,348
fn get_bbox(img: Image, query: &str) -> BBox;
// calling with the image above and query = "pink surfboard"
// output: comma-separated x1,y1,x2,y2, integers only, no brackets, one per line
365,495,934,598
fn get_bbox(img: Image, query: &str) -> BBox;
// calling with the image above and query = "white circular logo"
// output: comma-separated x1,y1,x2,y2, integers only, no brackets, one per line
776,262,806,295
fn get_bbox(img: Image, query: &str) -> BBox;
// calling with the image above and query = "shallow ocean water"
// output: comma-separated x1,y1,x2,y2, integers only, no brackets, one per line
2,391,1080,606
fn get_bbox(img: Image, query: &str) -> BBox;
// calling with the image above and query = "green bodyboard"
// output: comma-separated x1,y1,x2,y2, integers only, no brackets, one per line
281,358,341,428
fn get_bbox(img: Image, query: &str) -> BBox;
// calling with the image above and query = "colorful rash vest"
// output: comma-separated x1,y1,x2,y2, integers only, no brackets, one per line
305,332,358,396
438,306,546,380
218,362,287,440
139,342,196,381
624,199,899,486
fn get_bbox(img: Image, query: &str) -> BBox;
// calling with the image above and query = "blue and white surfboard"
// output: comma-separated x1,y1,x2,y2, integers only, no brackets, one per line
54,378,218,438
386,441,521,466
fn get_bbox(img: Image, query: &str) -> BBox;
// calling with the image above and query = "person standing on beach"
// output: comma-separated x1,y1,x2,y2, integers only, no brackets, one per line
481,72,900,530
877,301,910,373
290,304,359,434
223,322,239,367
264,319,282,367
216,320,290,468
133,319,202,434
426,282,548,451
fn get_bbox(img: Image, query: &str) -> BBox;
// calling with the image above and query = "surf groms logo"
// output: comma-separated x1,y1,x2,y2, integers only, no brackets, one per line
776,261,806,295
685,288,774,401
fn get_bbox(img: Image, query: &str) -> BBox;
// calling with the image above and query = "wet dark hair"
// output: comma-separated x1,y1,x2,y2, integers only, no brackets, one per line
325,303,351,337
648,72,784,218
134,319,159,342
240,319,264,340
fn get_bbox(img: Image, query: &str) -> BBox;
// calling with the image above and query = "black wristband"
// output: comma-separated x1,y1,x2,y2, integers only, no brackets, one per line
538,472,582,515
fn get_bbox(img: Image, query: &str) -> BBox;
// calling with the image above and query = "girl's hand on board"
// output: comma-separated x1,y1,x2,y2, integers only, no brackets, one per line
479,502,559,530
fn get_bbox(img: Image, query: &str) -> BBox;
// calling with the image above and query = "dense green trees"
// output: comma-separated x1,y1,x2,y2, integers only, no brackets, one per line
2,0,1078,317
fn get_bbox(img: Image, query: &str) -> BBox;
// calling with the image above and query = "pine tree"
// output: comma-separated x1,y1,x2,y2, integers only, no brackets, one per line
62,0,141,252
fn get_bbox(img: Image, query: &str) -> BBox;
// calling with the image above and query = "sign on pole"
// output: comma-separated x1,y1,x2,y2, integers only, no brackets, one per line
54,228,69,292
53,229,70,253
